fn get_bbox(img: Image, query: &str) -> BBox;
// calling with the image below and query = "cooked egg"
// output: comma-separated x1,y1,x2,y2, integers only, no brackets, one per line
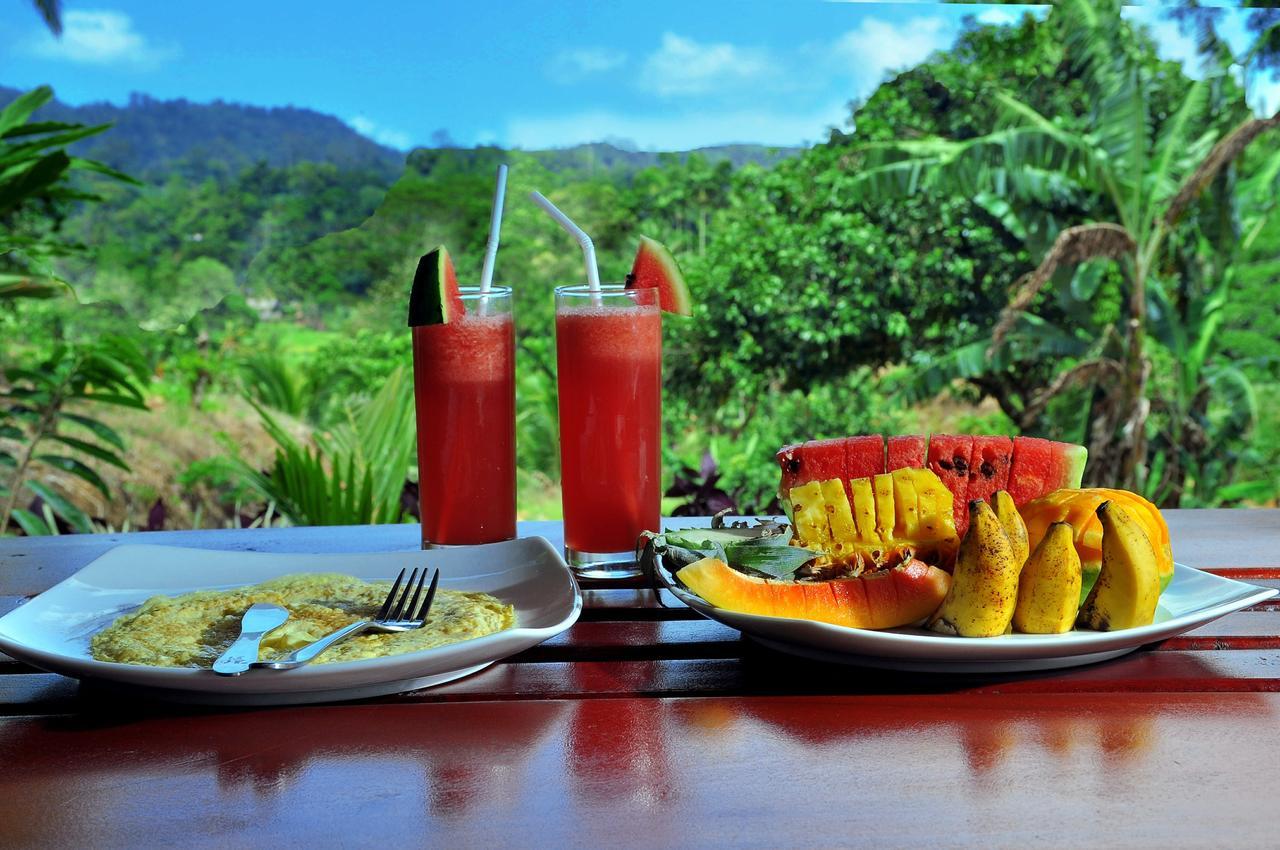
90,572,515,668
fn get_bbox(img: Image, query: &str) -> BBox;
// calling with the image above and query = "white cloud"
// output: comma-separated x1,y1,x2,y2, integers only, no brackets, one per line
506,101,848,151
832,16,954,91
26,10,178,68
639,32,777,97
548,47,627,83
976,8,1018,26
347,115,412,150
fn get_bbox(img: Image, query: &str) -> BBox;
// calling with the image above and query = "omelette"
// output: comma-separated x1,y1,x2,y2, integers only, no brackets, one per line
90,572,516,668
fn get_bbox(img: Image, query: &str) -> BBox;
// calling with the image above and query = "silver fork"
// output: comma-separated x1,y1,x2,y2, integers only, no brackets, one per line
251,567,440,671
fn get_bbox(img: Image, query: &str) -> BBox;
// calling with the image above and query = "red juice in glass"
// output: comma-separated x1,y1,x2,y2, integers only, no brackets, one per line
412,286,516,546
555,284,662,577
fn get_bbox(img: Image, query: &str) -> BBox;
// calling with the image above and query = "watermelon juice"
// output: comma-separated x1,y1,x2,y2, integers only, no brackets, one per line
412,287,516,546
555,284,662,576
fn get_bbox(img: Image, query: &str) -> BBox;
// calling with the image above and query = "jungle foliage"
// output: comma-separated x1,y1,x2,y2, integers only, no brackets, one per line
3,2,1279,534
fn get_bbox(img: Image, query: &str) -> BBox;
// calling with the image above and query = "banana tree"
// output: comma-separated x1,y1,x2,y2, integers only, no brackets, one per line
845,0,1280,496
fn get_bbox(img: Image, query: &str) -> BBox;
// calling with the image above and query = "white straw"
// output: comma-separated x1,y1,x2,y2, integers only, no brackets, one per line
479,164,508,296
529,190,601,293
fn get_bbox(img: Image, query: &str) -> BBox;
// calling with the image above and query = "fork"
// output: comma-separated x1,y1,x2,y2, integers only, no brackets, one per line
251,567,440,671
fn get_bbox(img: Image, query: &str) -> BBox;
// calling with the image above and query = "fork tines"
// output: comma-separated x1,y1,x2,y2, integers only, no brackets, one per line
377,567,440,624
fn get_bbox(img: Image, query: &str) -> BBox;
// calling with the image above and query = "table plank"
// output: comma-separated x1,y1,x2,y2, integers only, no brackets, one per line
6,643,1280,714
0,693,1276,849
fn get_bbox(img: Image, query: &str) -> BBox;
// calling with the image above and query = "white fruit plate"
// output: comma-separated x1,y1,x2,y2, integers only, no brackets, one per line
655,546,1276,673
0,539,581,705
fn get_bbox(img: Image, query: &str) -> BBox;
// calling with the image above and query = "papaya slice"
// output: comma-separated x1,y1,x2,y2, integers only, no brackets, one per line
677,556,951,630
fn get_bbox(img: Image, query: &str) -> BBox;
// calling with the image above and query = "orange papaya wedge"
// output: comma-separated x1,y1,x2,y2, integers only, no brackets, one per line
676,556,951,630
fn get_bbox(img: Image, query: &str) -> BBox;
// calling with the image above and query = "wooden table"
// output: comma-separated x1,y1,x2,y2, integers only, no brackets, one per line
1,511,1278,849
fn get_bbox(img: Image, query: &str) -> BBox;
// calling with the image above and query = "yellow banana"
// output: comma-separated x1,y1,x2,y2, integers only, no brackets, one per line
1077,501,1161,631
991,489,1029,568
928,500,1020,637
1012,521,1082,634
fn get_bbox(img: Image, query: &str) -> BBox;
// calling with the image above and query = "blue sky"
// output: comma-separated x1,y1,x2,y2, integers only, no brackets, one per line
1,1,1273,151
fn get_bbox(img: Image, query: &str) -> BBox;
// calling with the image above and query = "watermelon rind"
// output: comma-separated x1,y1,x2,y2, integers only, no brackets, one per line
407,246,464,326
627,236,693,316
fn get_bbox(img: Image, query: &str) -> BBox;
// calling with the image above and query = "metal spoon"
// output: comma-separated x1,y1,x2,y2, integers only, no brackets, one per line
212,603,290,676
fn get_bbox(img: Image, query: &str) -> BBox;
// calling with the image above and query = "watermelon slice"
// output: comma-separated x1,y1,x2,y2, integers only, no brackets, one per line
407,246,464,326
1007,437,1088,506
799,439,846,488
887,435,927,470
626,236,692,316
926,434,975,536
965,435,1013,511
775,433,1087,540
844,435,885,483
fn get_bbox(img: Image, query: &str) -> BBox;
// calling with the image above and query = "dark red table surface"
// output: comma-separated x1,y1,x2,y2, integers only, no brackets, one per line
1,511,1278,849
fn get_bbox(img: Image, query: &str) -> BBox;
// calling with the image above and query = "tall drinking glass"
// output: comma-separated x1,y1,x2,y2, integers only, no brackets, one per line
555,284,662,577
412,286,516,547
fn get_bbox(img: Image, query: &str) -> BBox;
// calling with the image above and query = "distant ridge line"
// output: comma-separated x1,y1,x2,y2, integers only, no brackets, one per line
0,85,802,182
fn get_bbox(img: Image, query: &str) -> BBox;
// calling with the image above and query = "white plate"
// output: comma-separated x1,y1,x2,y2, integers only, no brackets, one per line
657,554,1276,673
0,538,581,704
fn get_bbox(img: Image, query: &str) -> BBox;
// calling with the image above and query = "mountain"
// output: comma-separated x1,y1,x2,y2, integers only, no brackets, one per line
0,85,406,181
1,85,799,182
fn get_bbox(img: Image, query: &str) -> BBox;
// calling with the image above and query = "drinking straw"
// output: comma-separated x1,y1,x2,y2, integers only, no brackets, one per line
479,164,508,296
529,190,601,293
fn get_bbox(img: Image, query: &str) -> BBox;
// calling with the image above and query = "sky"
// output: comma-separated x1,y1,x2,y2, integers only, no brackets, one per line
0,1,1274,152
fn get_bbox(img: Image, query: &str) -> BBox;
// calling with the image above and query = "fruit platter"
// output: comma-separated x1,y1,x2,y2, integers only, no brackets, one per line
646,434,1276,673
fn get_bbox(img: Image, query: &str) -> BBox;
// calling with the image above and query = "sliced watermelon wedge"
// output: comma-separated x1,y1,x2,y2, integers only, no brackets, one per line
1007,437,1088,506
626,236,692,316
887,435,927,470
407,246,465,326
926,434,975,537
773,432,1088,543
965,435,1013,511
799,439,846,486
844,435,885,483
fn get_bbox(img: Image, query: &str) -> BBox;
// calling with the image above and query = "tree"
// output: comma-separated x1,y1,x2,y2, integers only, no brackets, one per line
846,0,1280,500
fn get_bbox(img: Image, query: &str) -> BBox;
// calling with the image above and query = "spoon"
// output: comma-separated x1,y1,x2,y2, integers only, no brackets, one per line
212,603,290,676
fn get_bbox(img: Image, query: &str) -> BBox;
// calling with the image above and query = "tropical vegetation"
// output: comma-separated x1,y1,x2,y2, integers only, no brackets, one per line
2,1,1279,536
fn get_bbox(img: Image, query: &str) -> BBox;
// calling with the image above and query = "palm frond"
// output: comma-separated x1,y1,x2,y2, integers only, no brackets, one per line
242,366,414,526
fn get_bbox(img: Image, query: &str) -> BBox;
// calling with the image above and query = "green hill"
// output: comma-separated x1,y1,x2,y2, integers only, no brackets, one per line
0,85,798,183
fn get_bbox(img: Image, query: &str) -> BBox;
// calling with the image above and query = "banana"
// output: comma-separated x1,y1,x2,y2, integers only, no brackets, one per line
928,500,1020,637
1012,521,1082,634
1077,501,1161,631
991,489,1029,568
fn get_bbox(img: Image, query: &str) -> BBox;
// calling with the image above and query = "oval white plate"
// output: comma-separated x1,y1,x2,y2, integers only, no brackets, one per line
0,538,581,704
657,553,1276,673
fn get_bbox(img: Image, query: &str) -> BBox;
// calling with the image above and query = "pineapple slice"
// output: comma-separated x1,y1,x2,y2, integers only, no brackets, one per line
849,477,877,544
911,468,957,544
789,481,831,549
788,469,959,571
891,468,920,540
818,479,858,557
872,473,895,544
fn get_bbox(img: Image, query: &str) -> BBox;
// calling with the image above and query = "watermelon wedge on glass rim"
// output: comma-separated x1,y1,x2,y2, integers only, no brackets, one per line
625,237,693,315
408,246,466,326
